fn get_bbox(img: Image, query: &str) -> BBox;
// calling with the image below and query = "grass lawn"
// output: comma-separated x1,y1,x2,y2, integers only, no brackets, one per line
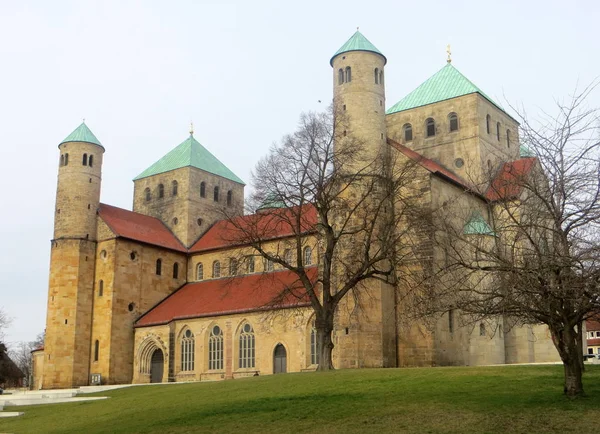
2,365,600,433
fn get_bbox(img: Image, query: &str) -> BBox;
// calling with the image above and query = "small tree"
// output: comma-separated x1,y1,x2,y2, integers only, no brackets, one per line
220,107,421,370
425,83,600,397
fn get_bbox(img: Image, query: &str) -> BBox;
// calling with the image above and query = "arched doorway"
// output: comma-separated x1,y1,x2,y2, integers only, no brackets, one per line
273,344,287,374
150,349,164,383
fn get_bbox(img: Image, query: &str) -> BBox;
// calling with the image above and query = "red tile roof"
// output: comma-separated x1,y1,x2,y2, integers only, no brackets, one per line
98,203,187,252
387,138,473,191
485,158,537,201
587,320,600,331
135,267,317,327
190,204,317,253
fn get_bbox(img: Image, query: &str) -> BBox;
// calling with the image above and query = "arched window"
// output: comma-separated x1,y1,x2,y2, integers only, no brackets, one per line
480,323,486,336
212,260,221,278
208,325,224,370
379,70,383,85
486,115,491,134
89,155,94,167
64,153,69,166
213,186,219,202
60,155,64,166
181,329,195,371
496,122,501,141
374,68,379,84
345,66,351,83
284,249,292,264
264,258,274,272
227,190,232,206
144,188,151,202
403,124,413,142
200,182,206,198
246,256,255,273
448,310,454,333
238,323,255,369
426,118,436,137
303,246,312,265
487,160,492,171
172,181,178,196
310,319,319,365
449,113,459,132
158,184,164,199
506,130,511,148
98,280,104,296
173,262,179,279
156,259,162,276
229,258,238,276
82,153,88,166
94,340,99,362
338,69,344,85
196,263,204,280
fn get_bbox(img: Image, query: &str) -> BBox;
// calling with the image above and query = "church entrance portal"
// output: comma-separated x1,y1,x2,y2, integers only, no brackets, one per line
273,344,287,374
150,349,164,383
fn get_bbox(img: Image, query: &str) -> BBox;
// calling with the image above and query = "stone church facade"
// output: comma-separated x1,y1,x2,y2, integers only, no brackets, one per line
32,31,558,390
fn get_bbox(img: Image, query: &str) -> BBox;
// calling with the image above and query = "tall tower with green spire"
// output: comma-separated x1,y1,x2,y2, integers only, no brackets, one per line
43,122,105,388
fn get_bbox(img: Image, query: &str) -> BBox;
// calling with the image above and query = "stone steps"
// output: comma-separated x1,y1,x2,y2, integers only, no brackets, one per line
0,396,108,407
0,411,24,418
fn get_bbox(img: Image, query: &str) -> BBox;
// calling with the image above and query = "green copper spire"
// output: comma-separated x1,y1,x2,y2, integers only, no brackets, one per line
60,122,103,148
520,145,535,158
463,211,495,236
387,63,507,117
330,30,386,66
134,134,244,184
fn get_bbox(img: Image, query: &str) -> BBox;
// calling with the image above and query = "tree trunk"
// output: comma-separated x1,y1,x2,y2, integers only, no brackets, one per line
316,314,335,371
551,325,584,398
576,321,584,372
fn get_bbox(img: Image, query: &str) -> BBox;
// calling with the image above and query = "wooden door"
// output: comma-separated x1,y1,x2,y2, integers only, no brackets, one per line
273,344,287,374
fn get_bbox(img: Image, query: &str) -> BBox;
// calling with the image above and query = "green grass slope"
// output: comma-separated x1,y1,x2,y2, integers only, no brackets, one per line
2,365,600,434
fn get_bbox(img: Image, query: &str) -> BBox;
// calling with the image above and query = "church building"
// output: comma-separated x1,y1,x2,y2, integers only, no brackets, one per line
32,31,558,389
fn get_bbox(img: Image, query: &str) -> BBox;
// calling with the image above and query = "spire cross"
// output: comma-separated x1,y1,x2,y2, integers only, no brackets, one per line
446,44,452,63
189,122,194,136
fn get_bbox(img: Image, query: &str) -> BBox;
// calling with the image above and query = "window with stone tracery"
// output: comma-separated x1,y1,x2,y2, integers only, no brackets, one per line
238,323,255,369
209,325,224,370
181,329,195,371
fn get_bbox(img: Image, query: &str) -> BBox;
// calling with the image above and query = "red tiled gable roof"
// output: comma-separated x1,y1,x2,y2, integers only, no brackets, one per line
587,320,600,332
190,204,317,253
31,346,44,353
98,203,186,252
485,158,537,202
387,138,473,191
135,267,318,327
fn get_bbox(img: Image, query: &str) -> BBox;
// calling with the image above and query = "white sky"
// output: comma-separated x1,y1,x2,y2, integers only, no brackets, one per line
0,0,598,346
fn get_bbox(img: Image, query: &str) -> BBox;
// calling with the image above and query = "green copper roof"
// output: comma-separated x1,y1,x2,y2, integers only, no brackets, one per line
520,145,535,158
134,135,245,184
463,211,495,236
60,122,103,148
387,63,502,115
330,31,386,66
257,193,287,211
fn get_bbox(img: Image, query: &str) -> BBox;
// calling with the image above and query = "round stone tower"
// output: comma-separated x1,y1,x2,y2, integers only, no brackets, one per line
55,122,104,240
331,30,387,168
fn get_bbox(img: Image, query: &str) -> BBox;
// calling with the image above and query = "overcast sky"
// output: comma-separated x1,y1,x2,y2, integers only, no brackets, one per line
0,0,598,346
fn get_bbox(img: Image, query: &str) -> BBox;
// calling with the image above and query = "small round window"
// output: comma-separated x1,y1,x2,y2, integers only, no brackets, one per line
100,250,107,259
243,323,252,333
454,158,464,168
197,218,203,226
185,329,192,338
130,251,137,260
172,217,178,225
128,303,135,312
213,325,221,335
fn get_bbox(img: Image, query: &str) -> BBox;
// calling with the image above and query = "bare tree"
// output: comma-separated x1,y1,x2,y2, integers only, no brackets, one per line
219,107,421,370
0,307,10,344
9,332,44,387
424,83,600,397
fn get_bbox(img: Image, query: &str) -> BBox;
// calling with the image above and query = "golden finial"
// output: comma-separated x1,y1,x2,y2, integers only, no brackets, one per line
446,44,452,63
189,121,194,136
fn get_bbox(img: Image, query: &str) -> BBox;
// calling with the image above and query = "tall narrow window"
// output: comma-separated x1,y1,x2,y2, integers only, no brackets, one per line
200,182,206,198
448,309,454,333
94,340,99,362
158,184,164,199
98,280,104,296
208,325,224,370
374,68,379,84
486,115,491,134
403,124,413,142
345,66,351,82
181,329,195,371
480,323,486,336
144,188,151,202
284,249,292,264
238,323,255,369
310,319,319,365
173,262,179,279
60,155,64,166
449,113,459,132
303,246,312,265
264,258,274,272
496,122,501,141
213,186,219,202
64,153,69,165
227,190,233,206
82,153,88,166
506,129,511,148
89,155,94,167
379,70,383,85
212,260,221,278
246,256,255,273
426,118,436,137
172,180,178,196
156,259,162,276
196,263,204,280
229,258,238,276
338,69,344,84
